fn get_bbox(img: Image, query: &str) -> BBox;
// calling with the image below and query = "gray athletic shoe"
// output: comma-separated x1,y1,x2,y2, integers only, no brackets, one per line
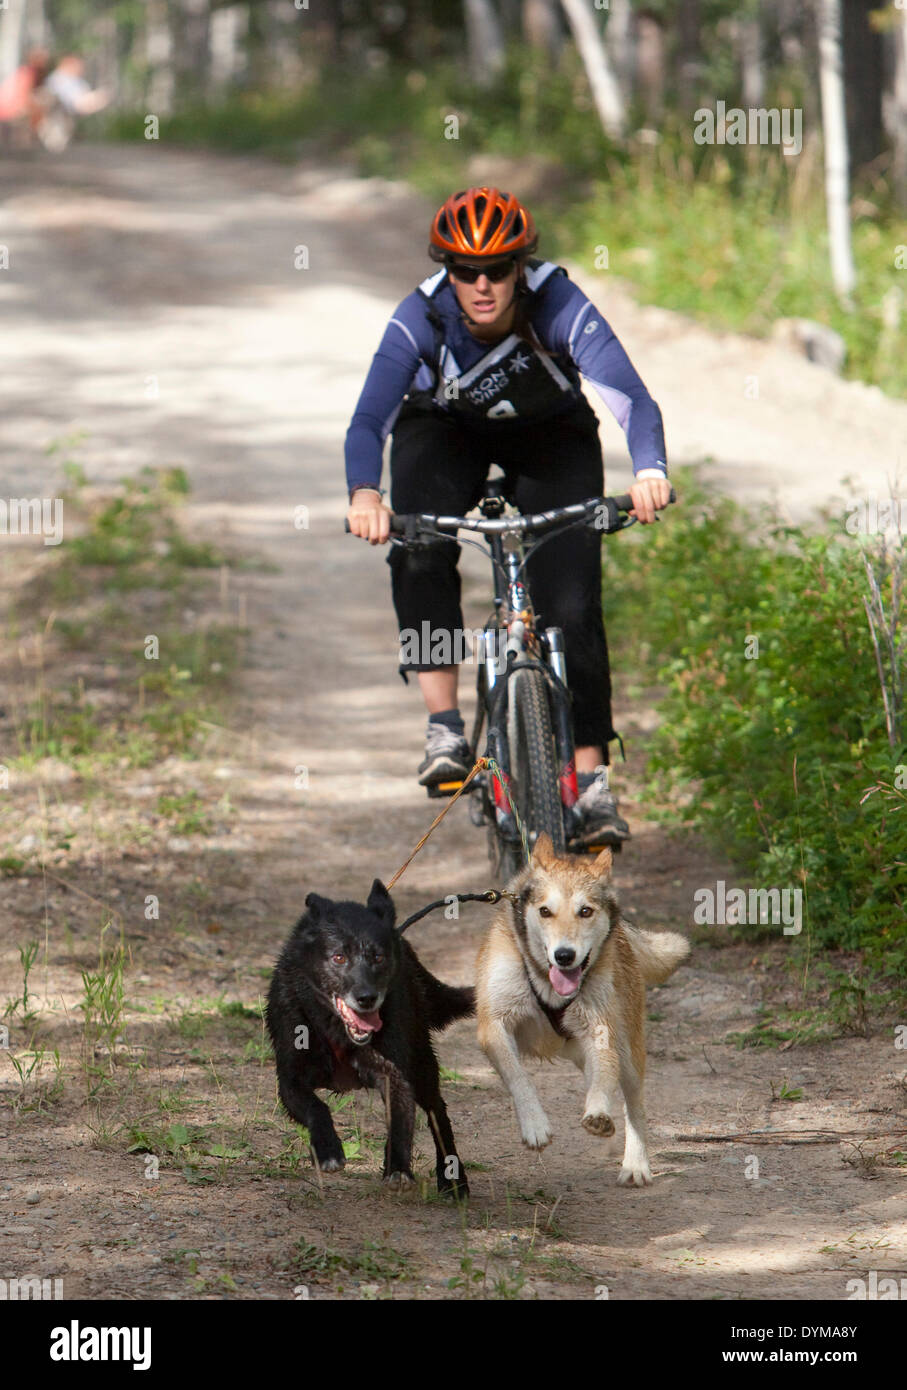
417,722,471,788
574,780,631,846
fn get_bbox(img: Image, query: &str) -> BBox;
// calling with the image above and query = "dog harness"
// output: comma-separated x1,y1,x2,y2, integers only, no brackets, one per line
528,976,571,1038
510,893,572,1039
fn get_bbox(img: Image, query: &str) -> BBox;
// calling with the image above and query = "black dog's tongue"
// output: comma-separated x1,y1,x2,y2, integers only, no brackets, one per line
337,997,382,1033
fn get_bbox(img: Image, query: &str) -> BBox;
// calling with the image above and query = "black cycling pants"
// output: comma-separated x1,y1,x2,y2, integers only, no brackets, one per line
386,396,617,756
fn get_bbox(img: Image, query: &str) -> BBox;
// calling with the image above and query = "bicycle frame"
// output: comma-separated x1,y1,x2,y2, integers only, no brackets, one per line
471,491,583,840
348,481,673,865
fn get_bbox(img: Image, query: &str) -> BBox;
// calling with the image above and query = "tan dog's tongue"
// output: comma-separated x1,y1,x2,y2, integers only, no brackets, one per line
548,964,582,997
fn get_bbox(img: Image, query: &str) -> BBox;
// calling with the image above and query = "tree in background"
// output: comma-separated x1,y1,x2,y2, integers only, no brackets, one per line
3,0,904,244
872,0,907,210
464,0,506,86
559,0,625,138
0,0,29,81
817,0,858,299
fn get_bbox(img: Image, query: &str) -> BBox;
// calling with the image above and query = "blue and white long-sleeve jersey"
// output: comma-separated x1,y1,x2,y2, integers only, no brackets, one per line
345,261,667,492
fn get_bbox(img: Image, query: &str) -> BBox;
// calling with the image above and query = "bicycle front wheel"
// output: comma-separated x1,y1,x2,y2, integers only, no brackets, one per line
507,667,566,857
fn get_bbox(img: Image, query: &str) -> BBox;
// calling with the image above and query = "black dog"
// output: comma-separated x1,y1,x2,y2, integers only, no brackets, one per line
266,879,473,1196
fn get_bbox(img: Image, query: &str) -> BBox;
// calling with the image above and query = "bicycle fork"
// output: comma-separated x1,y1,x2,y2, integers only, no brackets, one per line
545,627,583,839
481,624,582,841
482,625,518,835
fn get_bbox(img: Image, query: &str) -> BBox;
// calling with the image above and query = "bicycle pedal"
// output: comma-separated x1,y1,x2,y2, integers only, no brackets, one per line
568,836,624,855
426,779,465,799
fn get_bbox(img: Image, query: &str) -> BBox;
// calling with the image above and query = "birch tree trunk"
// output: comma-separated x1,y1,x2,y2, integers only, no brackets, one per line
464,0,506,87
817,0,857,299
0,0,27,82
559,0,626,140
607,0,635,105
209,4,248,92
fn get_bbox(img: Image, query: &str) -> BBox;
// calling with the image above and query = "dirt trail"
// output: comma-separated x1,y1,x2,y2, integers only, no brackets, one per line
1,144,905,1301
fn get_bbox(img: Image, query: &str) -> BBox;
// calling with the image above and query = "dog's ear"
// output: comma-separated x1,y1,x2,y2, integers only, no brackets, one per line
304,892,332,922
591,845,613,878
531,832,557,868
367,878,396,927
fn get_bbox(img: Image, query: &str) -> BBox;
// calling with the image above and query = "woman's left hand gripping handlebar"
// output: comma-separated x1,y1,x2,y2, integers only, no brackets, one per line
347,488,393,545
628,476,673,525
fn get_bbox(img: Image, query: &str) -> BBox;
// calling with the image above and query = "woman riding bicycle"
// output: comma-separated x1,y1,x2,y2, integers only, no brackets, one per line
345,187,670,845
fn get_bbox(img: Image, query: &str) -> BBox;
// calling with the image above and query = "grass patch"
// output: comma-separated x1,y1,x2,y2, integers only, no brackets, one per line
289,1239,411,1285
4,453,243,775
157,791,215,836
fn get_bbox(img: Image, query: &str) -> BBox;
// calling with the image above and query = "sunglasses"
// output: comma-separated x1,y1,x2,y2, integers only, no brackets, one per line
447,259,516,284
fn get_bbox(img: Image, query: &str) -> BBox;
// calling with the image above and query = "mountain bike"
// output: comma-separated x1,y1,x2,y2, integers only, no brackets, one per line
383,477,675,879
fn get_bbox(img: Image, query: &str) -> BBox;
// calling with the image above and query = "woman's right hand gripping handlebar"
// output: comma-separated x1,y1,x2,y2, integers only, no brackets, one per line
346,487,393,545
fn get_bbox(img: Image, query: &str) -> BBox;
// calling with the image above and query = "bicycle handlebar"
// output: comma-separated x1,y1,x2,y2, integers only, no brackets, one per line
344,487,675,537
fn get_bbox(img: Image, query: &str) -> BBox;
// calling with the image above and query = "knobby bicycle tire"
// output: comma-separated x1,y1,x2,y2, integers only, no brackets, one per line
503,667,566,869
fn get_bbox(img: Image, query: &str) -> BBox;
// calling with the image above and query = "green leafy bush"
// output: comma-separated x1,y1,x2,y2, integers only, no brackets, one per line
604,472,907,975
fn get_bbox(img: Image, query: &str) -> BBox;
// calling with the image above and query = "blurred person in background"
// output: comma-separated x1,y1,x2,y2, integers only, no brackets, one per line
0,46,51,133
44,54,110,117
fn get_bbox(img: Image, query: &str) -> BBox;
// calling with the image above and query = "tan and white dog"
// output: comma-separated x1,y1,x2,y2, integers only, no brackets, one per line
476,833,689,1186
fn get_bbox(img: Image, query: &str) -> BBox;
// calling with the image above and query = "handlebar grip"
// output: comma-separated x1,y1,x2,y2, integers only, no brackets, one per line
345,514,407,535
614,484,677,512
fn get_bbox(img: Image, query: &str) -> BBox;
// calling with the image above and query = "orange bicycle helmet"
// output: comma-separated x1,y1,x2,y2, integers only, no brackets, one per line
429,187,538,263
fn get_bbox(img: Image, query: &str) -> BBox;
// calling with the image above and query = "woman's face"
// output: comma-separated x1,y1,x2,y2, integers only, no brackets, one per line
449,262,519,328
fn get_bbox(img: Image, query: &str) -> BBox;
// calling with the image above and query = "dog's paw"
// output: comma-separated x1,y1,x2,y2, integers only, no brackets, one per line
316,1155,345,1173
582,1111,616,1138
617,1163,652,1187
383,1170,416,1190
519,1110,553,1151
